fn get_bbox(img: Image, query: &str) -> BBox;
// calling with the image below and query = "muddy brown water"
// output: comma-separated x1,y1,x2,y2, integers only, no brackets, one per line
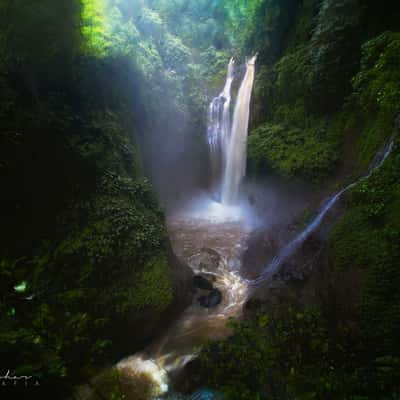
117,211,254,395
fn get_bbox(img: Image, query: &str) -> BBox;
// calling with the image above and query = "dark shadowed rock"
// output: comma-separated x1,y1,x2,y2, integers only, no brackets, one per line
193,275,214,291
198,289,222,308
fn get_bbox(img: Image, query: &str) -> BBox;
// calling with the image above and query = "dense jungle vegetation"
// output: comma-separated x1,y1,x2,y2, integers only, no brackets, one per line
0,0,399,399
200,1,400,399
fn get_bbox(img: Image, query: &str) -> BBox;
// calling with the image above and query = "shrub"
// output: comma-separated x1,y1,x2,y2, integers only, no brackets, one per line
248,122,339,182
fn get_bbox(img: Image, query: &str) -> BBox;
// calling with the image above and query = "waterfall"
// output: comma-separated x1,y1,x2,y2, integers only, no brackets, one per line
221,55,257,205
207,58,235,186
251,141,394,287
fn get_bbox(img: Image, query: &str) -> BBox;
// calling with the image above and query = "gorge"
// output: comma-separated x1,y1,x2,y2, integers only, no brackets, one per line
114,55,258,399
1,1,400,400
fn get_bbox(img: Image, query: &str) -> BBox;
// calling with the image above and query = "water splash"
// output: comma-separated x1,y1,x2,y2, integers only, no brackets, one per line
117,357,169,395
158,389,222,400
221,55,257,205
170,191,260,228
251,141,394,287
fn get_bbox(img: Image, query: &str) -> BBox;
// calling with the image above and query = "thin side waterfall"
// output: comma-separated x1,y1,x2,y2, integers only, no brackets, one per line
251,141,394,287
207,58,235,185
221,55,257,205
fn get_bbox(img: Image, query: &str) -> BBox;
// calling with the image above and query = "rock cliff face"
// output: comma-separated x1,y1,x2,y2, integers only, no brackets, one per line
244,231,363,325
243,0,400,337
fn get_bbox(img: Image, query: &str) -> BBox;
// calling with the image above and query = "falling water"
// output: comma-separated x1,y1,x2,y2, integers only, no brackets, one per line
221,55,257,205
251,141,394,287
207,58,235,185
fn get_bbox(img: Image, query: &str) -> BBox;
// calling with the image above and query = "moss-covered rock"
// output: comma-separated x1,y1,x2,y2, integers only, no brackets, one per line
248,121,339,182
349,32,400,168
122,256,174,312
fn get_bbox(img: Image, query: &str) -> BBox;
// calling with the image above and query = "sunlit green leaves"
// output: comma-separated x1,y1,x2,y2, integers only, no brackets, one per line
81,0,113,55
13,281,27,293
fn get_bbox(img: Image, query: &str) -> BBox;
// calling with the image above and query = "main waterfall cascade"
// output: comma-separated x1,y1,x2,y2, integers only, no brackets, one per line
109,59,260,400
207,58,235,185
207,56,257,205
221,55,257,205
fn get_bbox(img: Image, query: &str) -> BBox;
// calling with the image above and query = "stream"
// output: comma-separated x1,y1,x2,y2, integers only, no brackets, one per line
118,199,256,397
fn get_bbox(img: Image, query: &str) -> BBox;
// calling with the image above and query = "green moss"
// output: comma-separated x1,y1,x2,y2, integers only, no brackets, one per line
273,47,313,108
329,208,387,271
350,32,400,168
128,256,174,312
253,46,312,122
274,102,307,128
199,307,360,399
248,121,339,182
329,146,400,353
53,185,167,279
284,0,319,52
330,144,400,267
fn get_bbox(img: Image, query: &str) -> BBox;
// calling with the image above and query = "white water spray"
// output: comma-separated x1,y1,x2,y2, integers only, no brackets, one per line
221,55,257,205
251,141,394,287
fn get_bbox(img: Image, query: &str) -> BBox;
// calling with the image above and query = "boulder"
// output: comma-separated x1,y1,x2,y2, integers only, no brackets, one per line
197,248,222,271
193,275,214,291
198,289,222,308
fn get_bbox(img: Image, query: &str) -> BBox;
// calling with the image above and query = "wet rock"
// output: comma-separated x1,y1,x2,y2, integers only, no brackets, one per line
198,248,222,271
244,233,338,318
202,272,217,282
193,275,214,291
172,357,203,394
198,289,222,308
241,228,280,279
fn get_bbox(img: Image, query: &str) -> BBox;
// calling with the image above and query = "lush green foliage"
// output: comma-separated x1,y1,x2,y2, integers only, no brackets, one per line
79,0,221,112
199,3,400,400
87,368,155,400
199,307,396,400
81,0,111,56
249,8,400,183
248,121,339,181
1,0,400,398
123,256,173,312
308,0,362,114
350,32,400,168
0,100,173,389
0,1,179,394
